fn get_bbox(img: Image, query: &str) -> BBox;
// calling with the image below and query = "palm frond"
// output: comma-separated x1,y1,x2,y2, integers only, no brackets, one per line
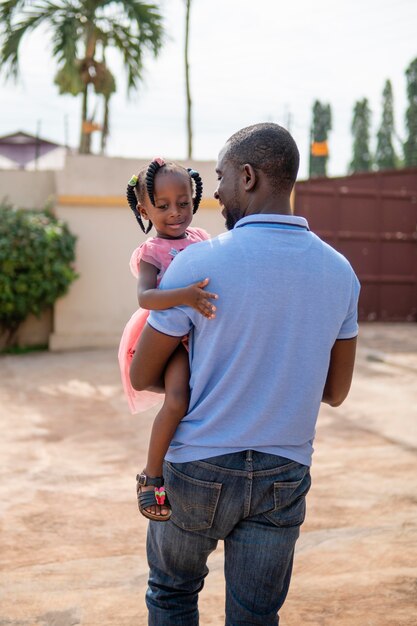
1,15,50,77
93,1,164,91
50,13,81,64
120,1,164,53
0,0,29,27
130,2,164,54
0,0,75,77
110,24,143,91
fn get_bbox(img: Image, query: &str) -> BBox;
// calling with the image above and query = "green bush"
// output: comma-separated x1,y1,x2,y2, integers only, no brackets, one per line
0,202,78,343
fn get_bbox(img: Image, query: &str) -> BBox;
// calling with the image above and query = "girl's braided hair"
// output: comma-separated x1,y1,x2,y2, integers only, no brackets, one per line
126,174,152,234
126,159,203,234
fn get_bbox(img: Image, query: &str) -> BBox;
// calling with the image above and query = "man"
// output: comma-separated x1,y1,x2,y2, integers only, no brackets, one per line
130,123,360,625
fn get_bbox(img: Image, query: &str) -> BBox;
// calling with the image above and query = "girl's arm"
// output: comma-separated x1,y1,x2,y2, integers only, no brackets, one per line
137,259,218,319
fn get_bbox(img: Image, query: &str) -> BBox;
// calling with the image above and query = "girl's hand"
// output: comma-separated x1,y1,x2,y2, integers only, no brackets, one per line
183,278,218,319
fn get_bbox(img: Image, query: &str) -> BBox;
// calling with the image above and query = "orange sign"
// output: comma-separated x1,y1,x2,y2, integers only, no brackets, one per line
311,141,329,157
82,120,102,134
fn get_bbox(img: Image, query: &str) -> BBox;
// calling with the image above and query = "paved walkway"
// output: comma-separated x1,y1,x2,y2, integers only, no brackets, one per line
0,323,416,625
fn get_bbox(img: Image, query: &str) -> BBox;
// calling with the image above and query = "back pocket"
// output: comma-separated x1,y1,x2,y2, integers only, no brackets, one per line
263,470,311,528
164,462,222,531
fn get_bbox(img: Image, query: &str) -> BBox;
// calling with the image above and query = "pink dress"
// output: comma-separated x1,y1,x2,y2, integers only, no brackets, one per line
118,227,210,414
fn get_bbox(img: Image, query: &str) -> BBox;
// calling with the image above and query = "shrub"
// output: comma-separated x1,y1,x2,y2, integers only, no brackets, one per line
0,202,78,345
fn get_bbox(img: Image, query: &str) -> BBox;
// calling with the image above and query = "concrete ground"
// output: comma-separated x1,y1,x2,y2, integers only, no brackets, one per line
0,323,416,626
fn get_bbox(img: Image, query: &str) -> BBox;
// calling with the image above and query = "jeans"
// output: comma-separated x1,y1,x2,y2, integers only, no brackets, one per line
146,450,311,626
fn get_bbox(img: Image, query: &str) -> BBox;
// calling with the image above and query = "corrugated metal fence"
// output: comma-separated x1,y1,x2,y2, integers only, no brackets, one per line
295,168,417,321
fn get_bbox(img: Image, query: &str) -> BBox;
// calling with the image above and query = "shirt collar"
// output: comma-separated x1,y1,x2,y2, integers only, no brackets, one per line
234,214,309,230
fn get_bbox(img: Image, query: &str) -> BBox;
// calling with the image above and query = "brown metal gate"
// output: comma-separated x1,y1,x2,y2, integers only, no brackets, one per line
294,168,417,321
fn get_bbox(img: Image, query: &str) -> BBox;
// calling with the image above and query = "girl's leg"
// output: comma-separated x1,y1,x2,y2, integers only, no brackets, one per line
139,344,190,518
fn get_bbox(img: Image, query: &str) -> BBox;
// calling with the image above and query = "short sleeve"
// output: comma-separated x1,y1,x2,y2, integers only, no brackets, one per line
147,307,192,337
147,247,195,337
189,227,210,242
337,273,361,339
128,239,162,278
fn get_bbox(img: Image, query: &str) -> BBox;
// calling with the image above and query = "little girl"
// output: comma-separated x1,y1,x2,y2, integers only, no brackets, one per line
118,157,217,522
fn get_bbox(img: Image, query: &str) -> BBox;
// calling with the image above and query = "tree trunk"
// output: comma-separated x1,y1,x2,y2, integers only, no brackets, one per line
79,83,90,154
100,94,110,154
184,0,193,159
79,27,97,155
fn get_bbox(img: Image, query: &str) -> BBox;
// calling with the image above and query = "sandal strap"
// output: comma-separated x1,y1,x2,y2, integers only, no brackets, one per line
138,490,160,508
136,472,164,488
137,489,170,509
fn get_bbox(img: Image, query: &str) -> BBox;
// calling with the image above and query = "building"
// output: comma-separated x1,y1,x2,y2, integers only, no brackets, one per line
0,130,67,170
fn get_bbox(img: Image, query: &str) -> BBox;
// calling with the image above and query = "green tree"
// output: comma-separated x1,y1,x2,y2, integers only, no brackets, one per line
375,80,397,170
0,0,164,154
350,98,372,173
184,0,193,158
0,203,77,347
309,100,332,177
404,57,417,167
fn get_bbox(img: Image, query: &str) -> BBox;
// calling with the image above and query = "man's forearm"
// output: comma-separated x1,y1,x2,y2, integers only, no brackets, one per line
321,337,357,407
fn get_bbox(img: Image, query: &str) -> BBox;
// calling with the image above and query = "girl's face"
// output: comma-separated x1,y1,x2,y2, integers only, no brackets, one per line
139,170,194,239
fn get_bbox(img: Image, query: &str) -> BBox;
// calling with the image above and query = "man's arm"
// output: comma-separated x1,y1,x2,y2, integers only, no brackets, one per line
322,337,357,407
130,324,182,392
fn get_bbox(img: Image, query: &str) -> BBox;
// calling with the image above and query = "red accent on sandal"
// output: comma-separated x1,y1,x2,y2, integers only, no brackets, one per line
154,486,166,505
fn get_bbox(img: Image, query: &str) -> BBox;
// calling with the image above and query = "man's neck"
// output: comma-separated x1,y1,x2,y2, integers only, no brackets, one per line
245,196,293,217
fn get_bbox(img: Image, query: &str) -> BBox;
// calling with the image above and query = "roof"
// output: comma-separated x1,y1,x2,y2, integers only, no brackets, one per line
0,131,64,168
0,130,62,148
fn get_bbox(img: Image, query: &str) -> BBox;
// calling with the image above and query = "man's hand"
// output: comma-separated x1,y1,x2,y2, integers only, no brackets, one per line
182,278,218,319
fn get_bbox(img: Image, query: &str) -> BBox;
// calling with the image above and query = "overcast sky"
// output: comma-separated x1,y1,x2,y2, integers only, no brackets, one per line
0,0,416,179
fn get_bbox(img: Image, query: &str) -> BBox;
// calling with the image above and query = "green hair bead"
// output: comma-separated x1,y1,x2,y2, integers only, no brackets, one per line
128,174,138,186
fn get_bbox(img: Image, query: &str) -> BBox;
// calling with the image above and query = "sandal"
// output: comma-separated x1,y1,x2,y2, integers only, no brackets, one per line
136,472,171,522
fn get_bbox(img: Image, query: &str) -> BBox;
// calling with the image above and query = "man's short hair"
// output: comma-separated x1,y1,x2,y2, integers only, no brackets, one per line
226,123,300,194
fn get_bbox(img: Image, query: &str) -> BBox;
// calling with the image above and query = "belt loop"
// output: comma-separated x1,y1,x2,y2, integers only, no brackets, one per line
246,449,252,461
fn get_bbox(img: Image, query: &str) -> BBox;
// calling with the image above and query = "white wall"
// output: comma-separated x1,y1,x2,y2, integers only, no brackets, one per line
0,169,55,208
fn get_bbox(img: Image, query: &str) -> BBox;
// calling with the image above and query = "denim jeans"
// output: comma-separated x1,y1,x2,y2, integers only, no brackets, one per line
146,450,311,626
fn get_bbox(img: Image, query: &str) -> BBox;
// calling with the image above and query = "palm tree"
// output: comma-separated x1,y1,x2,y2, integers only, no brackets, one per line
0,0,164,154
54,43,116,154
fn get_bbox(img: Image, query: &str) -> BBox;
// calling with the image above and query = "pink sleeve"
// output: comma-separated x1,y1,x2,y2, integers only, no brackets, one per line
190,227,210,241
129,239,162,278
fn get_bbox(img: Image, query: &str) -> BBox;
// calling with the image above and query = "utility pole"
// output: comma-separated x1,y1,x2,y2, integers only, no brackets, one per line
35,119,41,170
64,114,69,153
184,0,193,159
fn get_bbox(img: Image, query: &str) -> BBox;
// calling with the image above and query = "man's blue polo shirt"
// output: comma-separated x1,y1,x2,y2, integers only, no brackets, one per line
148,214,360,466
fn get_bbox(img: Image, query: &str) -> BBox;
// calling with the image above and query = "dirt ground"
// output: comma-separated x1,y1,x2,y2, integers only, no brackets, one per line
1,323,416,626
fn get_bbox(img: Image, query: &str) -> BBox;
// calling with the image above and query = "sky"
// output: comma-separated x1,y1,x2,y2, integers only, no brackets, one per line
0,0,416,179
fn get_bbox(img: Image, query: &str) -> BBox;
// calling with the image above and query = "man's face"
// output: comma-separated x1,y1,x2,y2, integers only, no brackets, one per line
214,144,243,230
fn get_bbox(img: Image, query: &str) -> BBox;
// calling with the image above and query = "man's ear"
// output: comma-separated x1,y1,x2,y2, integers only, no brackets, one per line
242,164,257,191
